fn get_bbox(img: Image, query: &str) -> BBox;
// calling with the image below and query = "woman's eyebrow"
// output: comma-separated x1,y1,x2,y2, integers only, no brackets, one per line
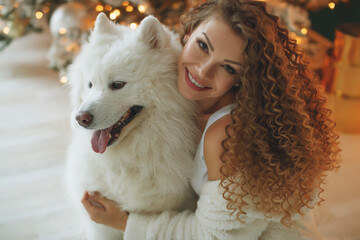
202,32,214,51
224,59,243,66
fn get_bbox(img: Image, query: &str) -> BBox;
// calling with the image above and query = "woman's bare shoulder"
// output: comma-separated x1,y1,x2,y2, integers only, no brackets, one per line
203,114,232,181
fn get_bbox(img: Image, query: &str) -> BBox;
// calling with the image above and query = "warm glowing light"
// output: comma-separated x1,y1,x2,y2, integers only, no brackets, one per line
129,23,137,29
60,76,68,84
113,9,121,16
138,5,146,13
35,11,43,19
59,28,67,35
123,1,129,6
295,37,302,44
301,27,308,35
0,5,4,11
109,12,117,20
126,6,133,12
14,3,19,8
336,89,343,97
104,5,112,11
43,6,50,13
96,5,104,11
65,43,79,52
328,2,335,9
65,45,73,52
289,31,297,39
172,2,182,9
3,27,10,34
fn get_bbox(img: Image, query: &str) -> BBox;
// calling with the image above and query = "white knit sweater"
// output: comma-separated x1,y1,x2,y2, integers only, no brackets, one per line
124,180,322,240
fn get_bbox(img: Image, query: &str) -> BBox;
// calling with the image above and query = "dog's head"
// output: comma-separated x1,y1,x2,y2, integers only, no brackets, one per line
68,13,181,154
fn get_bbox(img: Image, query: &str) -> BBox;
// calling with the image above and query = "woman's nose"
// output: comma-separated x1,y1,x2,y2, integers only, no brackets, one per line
197,60,215,79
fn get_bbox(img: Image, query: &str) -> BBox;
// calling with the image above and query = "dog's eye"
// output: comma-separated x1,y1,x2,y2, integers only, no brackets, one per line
110,81,126,90
89,82,93,88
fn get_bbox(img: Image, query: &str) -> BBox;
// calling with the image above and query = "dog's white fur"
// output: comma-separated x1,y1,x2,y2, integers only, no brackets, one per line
65,13,198,240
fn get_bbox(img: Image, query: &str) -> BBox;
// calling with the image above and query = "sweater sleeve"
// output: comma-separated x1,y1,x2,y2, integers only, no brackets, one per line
123,180,269,240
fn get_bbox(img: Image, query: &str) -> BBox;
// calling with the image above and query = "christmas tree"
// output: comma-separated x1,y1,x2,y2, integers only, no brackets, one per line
0,0,355,81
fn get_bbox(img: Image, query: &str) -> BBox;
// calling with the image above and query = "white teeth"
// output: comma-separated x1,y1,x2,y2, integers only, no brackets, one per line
188,71,206,88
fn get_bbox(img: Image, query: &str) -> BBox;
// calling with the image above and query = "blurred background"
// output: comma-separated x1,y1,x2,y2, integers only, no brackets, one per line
0,0,359,239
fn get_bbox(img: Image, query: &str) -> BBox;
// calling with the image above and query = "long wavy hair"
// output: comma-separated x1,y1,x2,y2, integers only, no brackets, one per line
180,0,341,225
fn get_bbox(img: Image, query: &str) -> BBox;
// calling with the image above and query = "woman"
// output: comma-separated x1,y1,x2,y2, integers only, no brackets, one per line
81,0,340,239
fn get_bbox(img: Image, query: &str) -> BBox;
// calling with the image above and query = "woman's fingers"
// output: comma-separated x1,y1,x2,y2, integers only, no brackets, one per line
81,192,105,223
82,192,104,210
82,191,116,212
88,192,118,210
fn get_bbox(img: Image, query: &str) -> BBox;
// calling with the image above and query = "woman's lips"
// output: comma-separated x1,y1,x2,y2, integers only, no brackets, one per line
185,68,210,92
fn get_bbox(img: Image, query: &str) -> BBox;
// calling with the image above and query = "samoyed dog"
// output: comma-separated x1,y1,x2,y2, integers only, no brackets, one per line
65,13,198,240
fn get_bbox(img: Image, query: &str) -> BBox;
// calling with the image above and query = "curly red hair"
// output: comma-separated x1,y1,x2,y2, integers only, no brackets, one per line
180,0,341,225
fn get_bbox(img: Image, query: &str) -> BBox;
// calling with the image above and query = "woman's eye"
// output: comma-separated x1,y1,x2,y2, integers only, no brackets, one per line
196,39,208,53
223,65,237,75
110,81,126,90
89,82,93,88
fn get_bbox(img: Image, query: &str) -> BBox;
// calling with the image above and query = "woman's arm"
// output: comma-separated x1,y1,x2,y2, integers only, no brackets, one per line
124,180,268,240
82,180,269,240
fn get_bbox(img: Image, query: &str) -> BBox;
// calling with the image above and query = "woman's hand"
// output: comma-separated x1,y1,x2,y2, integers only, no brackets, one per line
81,192,128,231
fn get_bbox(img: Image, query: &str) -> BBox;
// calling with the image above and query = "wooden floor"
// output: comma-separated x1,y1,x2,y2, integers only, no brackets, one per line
0,30,359,240
0,31,82,239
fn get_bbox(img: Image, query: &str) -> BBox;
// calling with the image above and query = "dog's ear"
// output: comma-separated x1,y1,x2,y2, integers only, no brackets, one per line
93,12,115,34
139,15,165,49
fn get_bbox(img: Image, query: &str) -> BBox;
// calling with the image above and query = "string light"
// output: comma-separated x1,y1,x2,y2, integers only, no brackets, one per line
113,9,121,17
335,89,343,97
109,12,117,20
104,5,112,11
60,76,68,84
3,27,10,34
35,11,43,20
96,5,104,12
123,1,130,6
289,31,297,39
65,45,72,52
328,2,335,9
65,42,79,52
301,27,308,35
172,2,182,9
129,22,137,29
126,6,133,12
59,28,67,35
43,6,50,13
138,5,146,13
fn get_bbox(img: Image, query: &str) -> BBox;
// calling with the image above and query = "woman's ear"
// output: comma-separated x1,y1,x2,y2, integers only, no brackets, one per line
183,34,189,43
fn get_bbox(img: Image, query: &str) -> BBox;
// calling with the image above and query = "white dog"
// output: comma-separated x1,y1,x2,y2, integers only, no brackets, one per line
65,13,198,240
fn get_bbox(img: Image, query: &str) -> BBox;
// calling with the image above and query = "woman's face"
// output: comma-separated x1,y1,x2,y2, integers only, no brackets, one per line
177,16,246,104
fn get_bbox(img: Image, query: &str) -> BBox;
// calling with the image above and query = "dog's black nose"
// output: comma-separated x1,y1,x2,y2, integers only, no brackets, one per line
76,112,93,128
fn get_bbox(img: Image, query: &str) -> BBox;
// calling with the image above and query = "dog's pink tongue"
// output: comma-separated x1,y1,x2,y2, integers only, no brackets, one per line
91,128,111,154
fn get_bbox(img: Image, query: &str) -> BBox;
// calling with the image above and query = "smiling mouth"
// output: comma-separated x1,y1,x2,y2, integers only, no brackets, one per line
91,105,143,154
185,68,210,91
